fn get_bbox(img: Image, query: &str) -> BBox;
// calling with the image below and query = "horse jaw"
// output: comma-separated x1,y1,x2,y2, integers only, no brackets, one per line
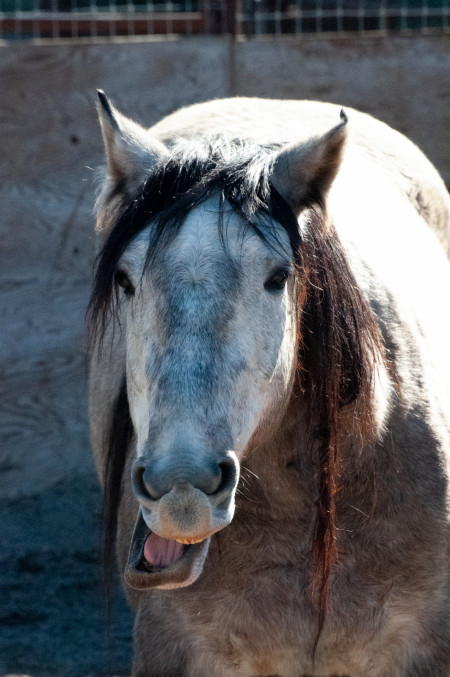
124,510,211,591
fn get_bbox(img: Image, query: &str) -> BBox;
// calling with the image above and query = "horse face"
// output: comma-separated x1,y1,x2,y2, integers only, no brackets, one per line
117,198,296,585
94,93,346,589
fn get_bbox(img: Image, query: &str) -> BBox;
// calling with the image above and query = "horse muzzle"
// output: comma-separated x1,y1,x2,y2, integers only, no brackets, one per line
125,452,239,590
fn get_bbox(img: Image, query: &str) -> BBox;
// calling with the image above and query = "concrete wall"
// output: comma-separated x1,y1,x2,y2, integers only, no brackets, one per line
1,35,449,499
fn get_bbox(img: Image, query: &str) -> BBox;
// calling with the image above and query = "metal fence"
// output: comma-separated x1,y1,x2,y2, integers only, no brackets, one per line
1,0,449,39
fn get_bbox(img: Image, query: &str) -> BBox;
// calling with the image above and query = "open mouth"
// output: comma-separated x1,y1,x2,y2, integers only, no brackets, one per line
124,511,210,590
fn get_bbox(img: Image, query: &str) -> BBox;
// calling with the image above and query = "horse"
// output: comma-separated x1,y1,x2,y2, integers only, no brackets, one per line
87,93,450,677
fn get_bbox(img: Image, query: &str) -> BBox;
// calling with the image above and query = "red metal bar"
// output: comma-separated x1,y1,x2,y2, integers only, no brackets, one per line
0,11,204,38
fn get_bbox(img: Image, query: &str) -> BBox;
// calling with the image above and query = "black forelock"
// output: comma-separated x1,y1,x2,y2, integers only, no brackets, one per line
87,134,302,349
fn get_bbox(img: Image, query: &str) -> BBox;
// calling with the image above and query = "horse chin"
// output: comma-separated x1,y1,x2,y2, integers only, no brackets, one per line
124,511,210,591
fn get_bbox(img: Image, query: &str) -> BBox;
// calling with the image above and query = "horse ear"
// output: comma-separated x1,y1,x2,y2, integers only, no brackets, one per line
97,90,167,191
271,110,348,215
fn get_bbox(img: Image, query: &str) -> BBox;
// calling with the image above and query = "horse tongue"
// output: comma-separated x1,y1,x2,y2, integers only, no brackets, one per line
144,532,184,568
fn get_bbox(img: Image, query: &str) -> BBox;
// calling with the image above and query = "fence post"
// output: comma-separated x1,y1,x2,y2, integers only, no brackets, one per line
202,0,225,34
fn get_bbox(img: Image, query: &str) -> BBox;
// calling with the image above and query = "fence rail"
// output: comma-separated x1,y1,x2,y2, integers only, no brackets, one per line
0,10,204,37
1,0,449,39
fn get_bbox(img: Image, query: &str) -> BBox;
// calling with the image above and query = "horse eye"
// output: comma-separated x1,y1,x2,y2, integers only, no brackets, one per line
264,268,290,292
114,269,135,297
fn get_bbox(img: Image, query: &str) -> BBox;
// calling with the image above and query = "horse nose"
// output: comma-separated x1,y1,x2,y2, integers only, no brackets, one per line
132,454,238,504
131,452,239,540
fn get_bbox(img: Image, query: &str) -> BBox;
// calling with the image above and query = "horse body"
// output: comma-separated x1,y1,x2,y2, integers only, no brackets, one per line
89,97,450,677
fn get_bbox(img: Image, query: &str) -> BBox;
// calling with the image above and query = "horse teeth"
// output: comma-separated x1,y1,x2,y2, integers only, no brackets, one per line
175,537,203,545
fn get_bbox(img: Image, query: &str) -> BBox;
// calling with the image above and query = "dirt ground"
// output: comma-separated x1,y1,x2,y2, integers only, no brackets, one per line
0,475,133,677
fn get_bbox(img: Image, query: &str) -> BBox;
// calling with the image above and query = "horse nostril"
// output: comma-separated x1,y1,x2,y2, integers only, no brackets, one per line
142,474,165,501
215,457,238,496
132,463,162,502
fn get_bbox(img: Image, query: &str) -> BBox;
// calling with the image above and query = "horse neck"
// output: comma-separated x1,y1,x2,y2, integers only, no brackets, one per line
236,378,386,528
236,387,318,523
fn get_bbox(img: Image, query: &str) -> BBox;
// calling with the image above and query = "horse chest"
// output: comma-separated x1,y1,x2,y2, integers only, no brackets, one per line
149,554,414,677
176,598,374,677
158,568,354,676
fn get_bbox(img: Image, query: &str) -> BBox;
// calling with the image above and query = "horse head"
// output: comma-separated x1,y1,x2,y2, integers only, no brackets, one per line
90,92,348,591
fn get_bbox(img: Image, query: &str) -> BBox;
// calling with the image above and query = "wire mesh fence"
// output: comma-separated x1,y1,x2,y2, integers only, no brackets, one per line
241,0,450,34
1,0,449,39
